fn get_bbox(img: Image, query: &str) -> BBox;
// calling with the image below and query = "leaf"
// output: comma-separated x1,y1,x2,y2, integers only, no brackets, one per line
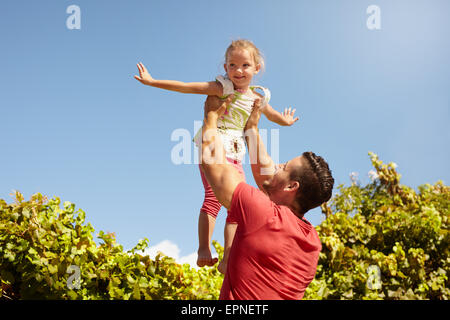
132,281,141,300
139,277,149,288
67,290,78,300
48,264,58,274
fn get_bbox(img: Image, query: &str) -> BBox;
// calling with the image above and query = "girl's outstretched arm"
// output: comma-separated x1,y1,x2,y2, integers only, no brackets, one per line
134,62,223,96
261,104,299,126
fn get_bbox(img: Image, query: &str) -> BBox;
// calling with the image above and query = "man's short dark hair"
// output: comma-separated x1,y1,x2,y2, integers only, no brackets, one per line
290,151,334,215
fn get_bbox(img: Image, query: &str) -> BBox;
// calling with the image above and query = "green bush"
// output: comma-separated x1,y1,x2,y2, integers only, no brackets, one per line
1,152,448,299
304,152,449,300
0,192,223,299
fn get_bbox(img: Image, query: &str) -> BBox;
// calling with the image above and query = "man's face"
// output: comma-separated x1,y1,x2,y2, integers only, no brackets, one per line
263,156,304,202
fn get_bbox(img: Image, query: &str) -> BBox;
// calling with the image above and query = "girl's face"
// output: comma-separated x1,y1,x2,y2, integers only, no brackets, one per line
224,48,261,90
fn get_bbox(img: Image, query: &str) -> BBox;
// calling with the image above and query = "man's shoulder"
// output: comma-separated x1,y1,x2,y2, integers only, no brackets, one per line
228,181,277,229
230,181,273,215
233,181,268,201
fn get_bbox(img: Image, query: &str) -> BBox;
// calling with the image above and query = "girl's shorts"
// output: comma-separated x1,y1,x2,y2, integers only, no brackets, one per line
199,157,245,219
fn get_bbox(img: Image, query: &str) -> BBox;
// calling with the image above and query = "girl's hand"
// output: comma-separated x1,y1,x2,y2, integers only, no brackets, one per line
134,62,154,85
281,107,299,126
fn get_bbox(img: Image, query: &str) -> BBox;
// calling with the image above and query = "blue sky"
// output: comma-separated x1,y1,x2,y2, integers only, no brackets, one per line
1,1,449,263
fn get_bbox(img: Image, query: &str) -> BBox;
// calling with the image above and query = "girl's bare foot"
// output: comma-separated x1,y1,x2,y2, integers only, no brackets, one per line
197,248,218,267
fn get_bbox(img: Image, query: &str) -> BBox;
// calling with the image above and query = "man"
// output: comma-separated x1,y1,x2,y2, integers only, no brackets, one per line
200,95,334,300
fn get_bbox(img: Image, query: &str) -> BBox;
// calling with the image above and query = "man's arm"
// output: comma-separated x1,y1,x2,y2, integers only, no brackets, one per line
200,96,245,209
244,99,276,192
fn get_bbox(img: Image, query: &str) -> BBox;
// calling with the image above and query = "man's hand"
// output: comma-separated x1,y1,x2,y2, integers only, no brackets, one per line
204,95,234,121
134,62,154,86
245,98,263,131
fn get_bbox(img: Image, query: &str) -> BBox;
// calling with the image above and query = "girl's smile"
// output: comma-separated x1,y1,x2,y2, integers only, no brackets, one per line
224,48,261,90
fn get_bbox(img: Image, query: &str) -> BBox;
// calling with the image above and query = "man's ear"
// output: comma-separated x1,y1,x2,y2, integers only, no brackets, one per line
285,181,300,192
224,63,228,74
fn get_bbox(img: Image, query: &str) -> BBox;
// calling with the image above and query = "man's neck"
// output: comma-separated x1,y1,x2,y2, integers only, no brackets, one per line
261,186,304,219
276,196,305,220
286,202,305,220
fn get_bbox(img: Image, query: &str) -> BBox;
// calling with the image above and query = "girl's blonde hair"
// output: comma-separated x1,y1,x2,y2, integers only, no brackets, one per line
225,39,265,72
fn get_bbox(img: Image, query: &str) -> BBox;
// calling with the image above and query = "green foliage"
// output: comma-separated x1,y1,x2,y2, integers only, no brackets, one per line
0,192,223,300
1,152,448,299
304,152,449,300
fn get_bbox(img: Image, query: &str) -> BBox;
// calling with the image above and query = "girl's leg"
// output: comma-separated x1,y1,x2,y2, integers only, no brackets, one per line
197,211,219,267
197,164,221,267
218,222,237,274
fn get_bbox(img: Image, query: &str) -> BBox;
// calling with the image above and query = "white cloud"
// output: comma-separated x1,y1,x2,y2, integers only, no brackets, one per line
178,252,198,268
144,240,181,260
140,240,201,269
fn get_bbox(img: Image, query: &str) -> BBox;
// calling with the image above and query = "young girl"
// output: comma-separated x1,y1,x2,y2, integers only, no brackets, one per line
134,39,298,272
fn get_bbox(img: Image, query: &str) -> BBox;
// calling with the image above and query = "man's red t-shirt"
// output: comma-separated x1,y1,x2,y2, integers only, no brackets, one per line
220,182,322,300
